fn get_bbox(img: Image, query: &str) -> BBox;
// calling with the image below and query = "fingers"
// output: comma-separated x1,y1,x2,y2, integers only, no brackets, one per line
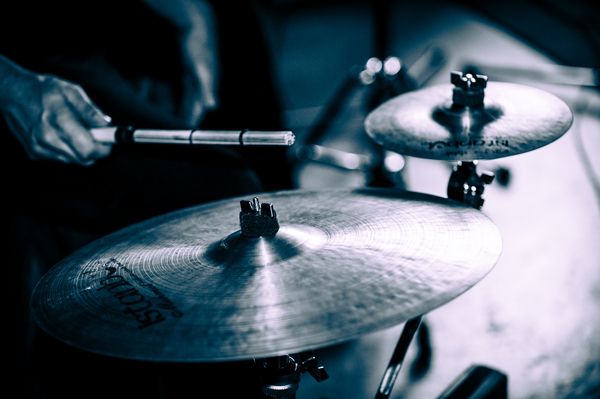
5,109,108,166
53,80,114,164
4,111,74,164
49,111,113,165
5,75,114,165
60,80,112,127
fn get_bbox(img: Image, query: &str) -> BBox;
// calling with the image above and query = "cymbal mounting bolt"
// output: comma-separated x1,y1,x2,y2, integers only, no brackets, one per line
240,197,279,237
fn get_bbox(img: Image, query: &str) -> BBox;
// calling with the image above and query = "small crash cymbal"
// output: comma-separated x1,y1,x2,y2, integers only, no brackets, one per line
31,188,502,362
364,82,573,160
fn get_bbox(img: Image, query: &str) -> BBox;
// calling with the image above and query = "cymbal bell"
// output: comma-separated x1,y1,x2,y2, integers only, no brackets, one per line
31,188,502,362
364,82,573,161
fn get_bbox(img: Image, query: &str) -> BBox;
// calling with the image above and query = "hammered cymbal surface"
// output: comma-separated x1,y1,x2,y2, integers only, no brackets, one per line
31,188,502,362
364,82,573,160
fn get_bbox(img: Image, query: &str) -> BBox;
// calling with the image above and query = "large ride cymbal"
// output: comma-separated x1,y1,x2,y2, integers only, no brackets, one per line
31,188,502,362
364,82,573,160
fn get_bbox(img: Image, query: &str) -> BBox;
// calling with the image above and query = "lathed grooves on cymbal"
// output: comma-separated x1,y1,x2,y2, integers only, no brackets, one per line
364,82,573,160
30,188,502,362
204,225,326,267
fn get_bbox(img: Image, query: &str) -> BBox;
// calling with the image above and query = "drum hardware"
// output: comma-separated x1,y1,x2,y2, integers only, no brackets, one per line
358,69,574,396
311,5,446,389
296,144,373,172
238,196,328,398
299,53,425,148
295,45,446,189
447,161,494,210
375,315,422,399
365,69,574,210
240,197,280,238
444,72,494,209
294,55,415,189
257,351,328,398
296,144,406,187
293,46,446,389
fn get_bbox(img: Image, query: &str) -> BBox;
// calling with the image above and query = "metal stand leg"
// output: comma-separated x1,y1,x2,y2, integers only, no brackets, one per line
374,315,423,399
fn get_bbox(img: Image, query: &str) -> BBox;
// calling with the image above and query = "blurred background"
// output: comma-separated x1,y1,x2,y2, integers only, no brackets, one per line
250,0,600,397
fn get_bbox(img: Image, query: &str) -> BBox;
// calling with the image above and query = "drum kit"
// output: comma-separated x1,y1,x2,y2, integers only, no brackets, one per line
30,69,573,398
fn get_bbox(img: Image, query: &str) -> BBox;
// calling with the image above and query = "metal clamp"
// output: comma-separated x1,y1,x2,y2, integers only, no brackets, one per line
258,352,328,398
447,161,495,210
240,198,279,237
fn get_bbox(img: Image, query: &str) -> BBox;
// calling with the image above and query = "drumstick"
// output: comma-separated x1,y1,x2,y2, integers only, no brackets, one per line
91,126,295,146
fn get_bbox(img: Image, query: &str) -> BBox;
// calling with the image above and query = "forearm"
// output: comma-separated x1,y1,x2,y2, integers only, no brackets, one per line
138,0,219,126
138,0,213,32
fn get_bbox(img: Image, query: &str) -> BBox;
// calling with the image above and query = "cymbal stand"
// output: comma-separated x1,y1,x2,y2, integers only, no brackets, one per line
296,0,446,188
238,201,329,398
257,351,328,398
372,72,494,398
447,160,494,210
446,72,495,209
296,47,445,187
296,55,416,188
374,316,422,399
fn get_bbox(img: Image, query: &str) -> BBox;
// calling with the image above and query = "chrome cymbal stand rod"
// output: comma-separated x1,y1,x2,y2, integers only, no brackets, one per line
374,315,423,399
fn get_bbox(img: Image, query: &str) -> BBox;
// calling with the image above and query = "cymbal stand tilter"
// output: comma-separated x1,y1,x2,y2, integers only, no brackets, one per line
240,199,329,398
257,352,329,398
447,160,494,210
446,72,495,209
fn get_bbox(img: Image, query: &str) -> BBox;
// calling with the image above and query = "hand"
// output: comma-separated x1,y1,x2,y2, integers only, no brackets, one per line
0,55,113,166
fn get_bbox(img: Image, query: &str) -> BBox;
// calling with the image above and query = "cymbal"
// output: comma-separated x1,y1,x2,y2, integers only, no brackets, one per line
31,188,502,362
364,82,573,160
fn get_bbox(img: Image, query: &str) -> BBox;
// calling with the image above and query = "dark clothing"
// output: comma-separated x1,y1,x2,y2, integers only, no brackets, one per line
2,1,292,397
1,0,292,196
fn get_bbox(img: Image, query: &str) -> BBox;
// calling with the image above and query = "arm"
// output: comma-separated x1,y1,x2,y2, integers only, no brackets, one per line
0,53,113,166
139,0,219,127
